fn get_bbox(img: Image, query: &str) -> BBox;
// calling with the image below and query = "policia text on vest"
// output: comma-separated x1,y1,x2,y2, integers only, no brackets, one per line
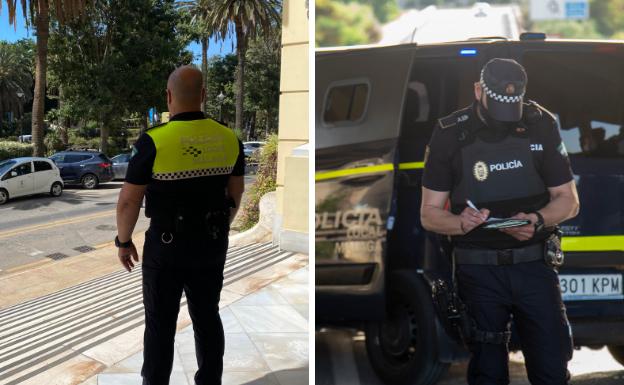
420,58,579,385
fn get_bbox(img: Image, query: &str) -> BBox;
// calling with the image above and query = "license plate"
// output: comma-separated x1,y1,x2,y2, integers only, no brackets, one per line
559,274,623,301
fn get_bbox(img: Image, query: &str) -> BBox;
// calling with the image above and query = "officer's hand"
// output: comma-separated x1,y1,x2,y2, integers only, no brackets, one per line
499,212,536,241
118,243,139,272
459,207,490,234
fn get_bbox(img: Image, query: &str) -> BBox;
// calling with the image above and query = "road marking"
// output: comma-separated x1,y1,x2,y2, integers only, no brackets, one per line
0,210,116,240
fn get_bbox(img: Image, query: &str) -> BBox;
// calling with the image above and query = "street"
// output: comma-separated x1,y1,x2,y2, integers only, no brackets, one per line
316,328,624,385
0,176,256,274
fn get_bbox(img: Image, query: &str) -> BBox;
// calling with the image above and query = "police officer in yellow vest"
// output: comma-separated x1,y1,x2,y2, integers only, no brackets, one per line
115,65,245,385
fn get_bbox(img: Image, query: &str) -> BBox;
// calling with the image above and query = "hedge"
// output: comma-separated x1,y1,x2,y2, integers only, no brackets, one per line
0,141,33,161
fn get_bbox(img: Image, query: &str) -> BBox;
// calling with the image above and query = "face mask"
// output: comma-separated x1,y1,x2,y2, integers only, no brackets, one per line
478,95,517,133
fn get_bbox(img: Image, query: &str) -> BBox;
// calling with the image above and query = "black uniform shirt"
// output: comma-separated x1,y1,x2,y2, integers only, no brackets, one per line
125,111,245,218
423,102,572,192
422,102,573,248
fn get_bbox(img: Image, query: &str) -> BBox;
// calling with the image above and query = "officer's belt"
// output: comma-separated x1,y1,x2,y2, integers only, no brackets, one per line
454,243,543,265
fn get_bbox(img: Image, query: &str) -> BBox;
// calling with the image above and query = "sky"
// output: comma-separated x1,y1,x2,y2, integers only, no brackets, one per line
0,9,234,62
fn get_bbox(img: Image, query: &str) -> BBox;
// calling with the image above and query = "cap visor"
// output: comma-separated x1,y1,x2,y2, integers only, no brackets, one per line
487,97,522,122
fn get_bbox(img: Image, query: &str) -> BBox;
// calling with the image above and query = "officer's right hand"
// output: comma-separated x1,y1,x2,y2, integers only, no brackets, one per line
459,207,490,234
118,244,139,272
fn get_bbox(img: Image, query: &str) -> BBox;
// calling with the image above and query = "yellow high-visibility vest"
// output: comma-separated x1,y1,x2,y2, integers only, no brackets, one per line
146,119,239,181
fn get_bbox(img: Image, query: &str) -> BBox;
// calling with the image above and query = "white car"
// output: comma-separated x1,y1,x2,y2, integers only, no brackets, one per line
0,157,64,205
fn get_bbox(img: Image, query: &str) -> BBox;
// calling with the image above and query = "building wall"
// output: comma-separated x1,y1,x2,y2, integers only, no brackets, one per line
275,0,309,254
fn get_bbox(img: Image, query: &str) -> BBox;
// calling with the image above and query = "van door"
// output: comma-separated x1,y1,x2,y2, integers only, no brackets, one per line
33,160,55,193
316,45,414,320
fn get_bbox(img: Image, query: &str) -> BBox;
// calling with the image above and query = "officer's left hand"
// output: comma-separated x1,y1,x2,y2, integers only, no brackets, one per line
499,212,538,241
118,243,139,272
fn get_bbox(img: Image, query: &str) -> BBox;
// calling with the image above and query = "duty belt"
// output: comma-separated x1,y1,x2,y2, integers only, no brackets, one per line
454,243,543,265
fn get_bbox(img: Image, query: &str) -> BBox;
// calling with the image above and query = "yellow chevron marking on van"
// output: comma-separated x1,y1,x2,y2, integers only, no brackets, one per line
562,235,624,252
315,162,424,181
315,164,394,181
399,162,425,170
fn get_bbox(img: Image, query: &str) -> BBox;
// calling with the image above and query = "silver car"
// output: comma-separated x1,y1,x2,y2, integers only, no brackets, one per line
111,153,131,180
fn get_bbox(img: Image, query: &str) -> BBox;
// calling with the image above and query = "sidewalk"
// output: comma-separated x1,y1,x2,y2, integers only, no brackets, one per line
0,236,308,385
83,266,309,385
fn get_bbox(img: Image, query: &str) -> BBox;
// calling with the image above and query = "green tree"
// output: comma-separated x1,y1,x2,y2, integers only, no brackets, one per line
177,0,216,113
0,40,34,131
590,0,624,37
204,53,237,125
209,0,281,132
316,0,381,47
48,0,191,154
0,0,90,156
347,0,398,23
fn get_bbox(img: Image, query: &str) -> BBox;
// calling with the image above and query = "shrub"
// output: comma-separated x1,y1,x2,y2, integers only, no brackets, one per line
238,134,278,230
0,141,33,161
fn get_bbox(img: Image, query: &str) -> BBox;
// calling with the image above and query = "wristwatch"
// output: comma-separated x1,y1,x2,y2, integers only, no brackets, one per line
115,235,133,248
531,211,545,233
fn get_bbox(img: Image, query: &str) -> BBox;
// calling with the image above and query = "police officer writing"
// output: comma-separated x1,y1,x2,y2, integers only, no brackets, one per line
115,65,245,385
421,59,579,385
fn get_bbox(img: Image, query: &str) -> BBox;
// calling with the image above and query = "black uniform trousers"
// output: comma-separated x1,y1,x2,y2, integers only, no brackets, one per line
140,226,228,385
457,260,573,385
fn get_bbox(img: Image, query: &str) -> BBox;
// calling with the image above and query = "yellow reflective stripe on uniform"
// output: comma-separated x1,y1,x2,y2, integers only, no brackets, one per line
147,119,239,180
562,235,624,252
315,162,425,181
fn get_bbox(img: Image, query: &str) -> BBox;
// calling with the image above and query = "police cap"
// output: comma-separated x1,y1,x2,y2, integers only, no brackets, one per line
480,58,527,122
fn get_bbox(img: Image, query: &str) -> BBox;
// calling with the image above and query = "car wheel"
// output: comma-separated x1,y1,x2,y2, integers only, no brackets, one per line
81,174,99,189
608,345,624,367
0,189,8,205
365,270,449,385
50,182,63,197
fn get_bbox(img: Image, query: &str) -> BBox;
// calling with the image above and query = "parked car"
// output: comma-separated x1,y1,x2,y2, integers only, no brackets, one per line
316,36,624,384
111,153,131,180
0,157,63,205
49,150,113,189
243,141,266,158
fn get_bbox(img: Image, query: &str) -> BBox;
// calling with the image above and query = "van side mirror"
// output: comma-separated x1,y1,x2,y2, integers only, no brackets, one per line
10,171,17,177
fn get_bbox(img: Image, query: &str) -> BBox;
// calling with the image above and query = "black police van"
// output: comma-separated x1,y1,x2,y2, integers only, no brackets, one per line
316,35,624,384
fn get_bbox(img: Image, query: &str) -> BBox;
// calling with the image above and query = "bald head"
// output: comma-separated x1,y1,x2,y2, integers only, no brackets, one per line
166,65,205,115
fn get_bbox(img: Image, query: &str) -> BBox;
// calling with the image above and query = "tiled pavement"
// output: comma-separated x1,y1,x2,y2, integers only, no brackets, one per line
82,266,309,385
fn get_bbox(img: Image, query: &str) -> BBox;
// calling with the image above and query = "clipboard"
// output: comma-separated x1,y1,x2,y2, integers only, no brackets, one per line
480,218,531,230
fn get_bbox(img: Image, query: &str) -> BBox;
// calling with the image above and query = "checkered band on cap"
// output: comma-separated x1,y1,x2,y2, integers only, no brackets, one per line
480,69,524,104
153,166,234,180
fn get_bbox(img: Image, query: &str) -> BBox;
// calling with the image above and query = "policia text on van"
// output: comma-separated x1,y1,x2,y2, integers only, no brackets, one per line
315,35,624,385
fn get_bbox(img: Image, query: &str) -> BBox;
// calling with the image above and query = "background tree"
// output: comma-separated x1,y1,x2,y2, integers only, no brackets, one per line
0,40,34,135
177,0,215,113
0,0,90,156
48,0,191,154
316,0,381,46
209,0,281,132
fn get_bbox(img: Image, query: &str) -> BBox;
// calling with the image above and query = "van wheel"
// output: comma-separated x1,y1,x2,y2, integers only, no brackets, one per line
0,189,8,205
81,174,99,189
50,182,63,197
608,345,624,367
365,271,448,385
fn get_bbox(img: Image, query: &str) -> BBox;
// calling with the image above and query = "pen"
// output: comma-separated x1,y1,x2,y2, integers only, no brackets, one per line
466,199,487,220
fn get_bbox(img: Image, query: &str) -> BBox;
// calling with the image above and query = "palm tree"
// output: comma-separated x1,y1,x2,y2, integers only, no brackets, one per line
0,0,89,156
210,0,281,132
0,41,33,133
177,0,215,113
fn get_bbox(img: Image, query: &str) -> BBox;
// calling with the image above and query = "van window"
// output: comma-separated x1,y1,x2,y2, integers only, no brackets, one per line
323,82,369,125
523,52,624,159
34,161,53,172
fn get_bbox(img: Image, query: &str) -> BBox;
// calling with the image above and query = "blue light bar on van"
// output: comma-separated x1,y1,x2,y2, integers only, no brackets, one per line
460,48,477,56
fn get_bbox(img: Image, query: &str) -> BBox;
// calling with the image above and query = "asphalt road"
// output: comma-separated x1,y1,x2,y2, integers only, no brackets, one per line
316,328,624,385
0,176,256,273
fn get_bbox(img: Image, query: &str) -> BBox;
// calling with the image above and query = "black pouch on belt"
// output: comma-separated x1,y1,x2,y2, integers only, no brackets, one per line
204,209,230,240
544,229,564,268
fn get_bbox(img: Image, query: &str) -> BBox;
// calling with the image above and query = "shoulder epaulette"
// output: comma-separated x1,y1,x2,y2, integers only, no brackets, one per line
437,107,471,130
145,121,168,132
523,100,556,125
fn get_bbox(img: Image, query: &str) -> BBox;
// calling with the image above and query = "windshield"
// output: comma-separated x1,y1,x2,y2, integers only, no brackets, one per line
317,1,615,47
0,160,17,176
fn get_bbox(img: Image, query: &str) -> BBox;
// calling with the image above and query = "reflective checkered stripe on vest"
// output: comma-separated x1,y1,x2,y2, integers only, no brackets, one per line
147,119,239,181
